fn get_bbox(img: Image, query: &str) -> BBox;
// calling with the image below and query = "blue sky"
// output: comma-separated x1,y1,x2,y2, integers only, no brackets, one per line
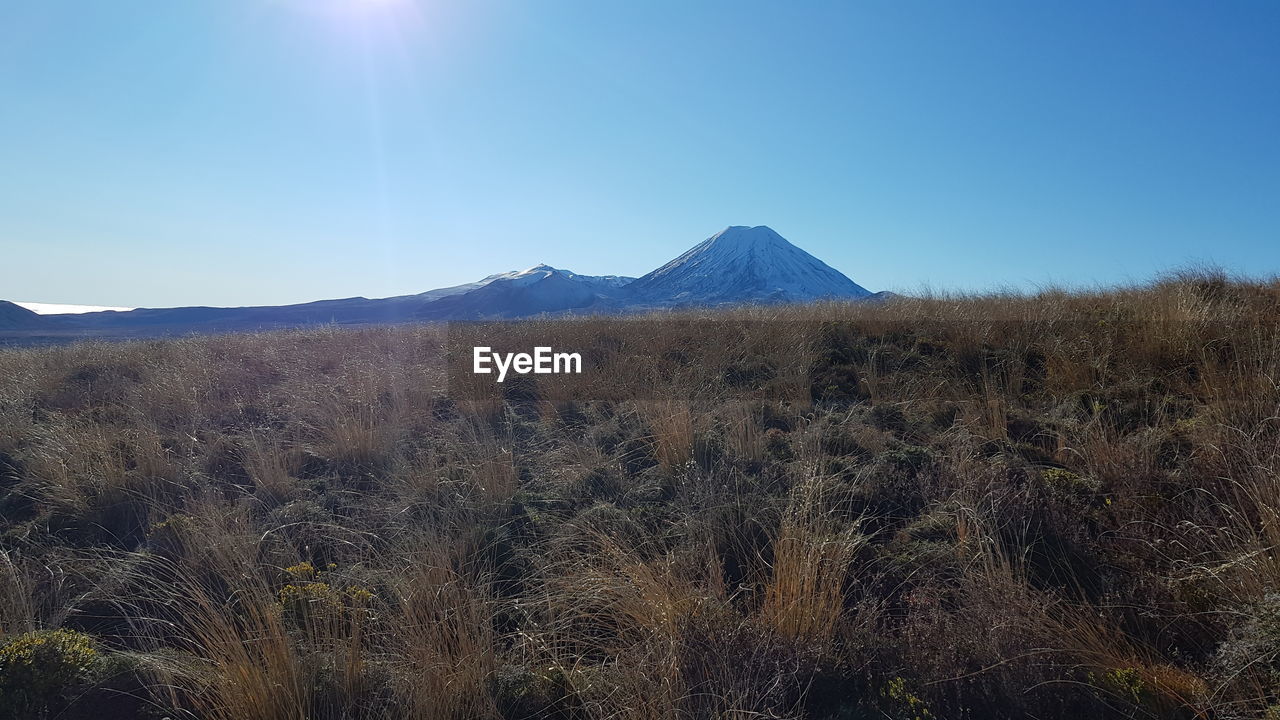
3,1,1278,307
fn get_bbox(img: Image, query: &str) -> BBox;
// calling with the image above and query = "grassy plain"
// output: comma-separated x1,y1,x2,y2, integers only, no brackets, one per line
2,271,1279,719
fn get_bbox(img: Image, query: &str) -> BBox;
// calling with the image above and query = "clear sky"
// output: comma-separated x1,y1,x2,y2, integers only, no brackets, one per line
3,0,1278,308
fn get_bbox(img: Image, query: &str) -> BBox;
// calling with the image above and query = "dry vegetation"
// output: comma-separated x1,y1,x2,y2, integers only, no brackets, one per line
2,271,1280,719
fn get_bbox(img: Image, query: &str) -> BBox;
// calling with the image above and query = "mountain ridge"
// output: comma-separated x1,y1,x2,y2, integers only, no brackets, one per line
2,226,879,343
0,301,46,331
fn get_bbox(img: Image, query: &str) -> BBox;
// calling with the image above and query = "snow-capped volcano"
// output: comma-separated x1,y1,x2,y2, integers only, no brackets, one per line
629,225,871,304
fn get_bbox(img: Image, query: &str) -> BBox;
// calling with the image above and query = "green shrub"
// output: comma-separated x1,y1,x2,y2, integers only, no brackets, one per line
880,676,934,720
0,629,99,719
1089,667,1147,705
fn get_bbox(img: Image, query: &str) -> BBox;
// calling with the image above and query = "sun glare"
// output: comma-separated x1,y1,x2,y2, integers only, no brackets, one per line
275,0,417,21
270,0,432,46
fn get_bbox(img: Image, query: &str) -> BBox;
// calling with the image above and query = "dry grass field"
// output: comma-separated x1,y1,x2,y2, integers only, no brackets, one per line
2,271,1280,719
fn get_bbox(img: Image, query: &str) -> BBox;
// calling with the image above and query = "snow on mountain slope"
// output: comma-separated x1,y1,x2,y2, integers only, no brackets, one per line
416,265,637,319
629,226,871,304
413,265,633,300
484,264,633,290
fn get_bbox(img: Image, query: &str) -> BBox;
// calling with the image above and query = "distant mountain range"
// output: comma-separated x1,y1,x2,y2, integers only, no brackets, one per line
2,226,889,343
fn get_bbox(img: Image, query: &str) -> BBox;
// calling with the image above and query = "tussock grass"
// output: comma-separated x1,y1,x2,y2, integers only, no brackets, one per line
761,471,864,644
2,271,1280,718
